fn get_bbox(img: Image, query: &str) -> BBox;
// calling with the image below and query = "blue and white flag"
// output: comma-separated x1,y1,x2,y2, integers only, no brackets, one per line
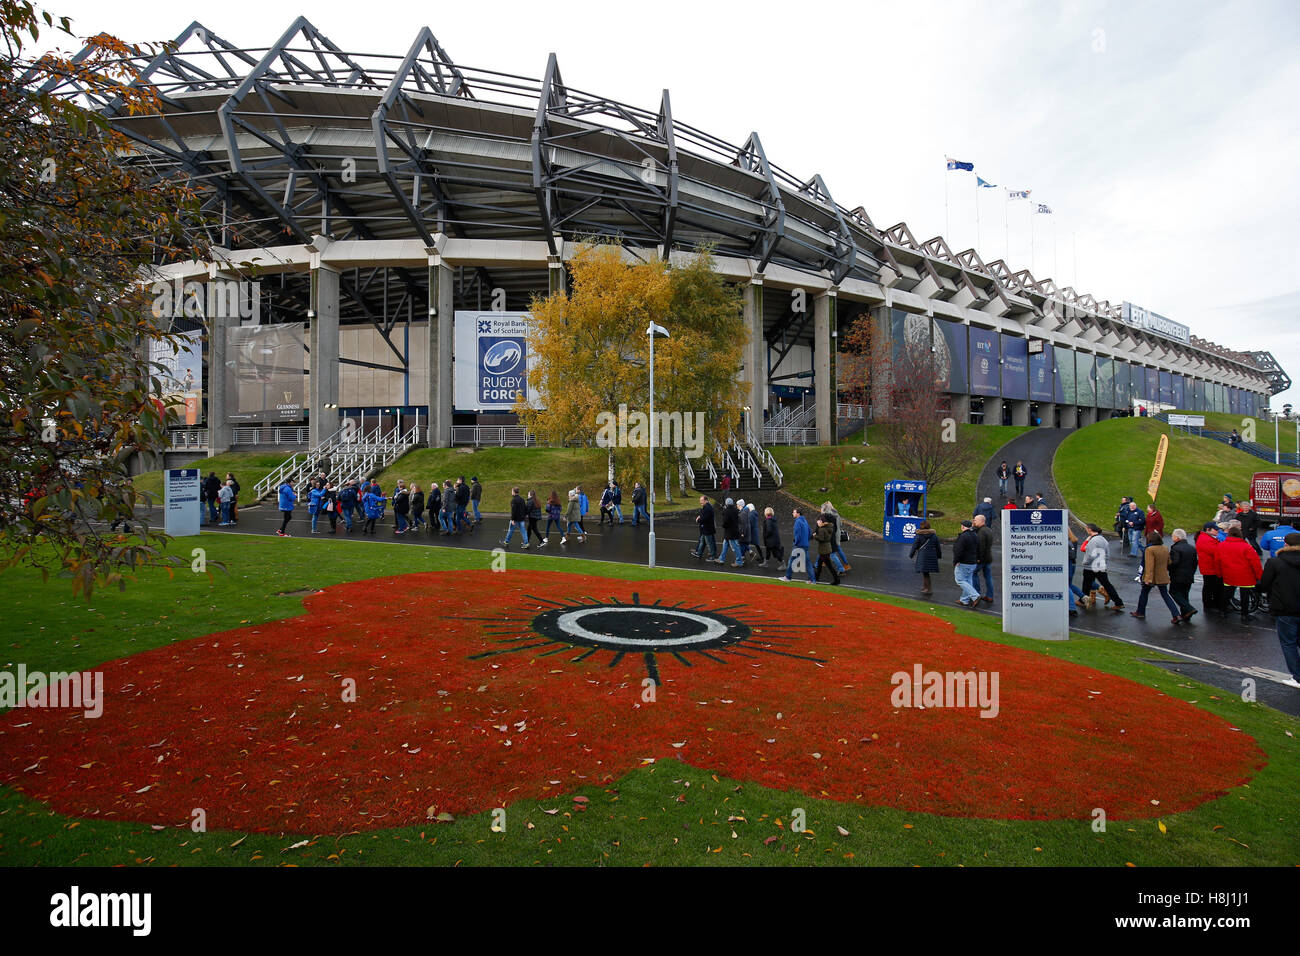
1035,203,1053,214
1007,188,1031,200
977,176,997,188
946,156,974,171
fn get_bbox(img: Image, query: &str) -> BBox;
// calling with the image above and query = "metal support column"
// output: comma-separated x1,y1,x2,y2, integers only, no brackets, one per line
308,264,340,447
427,256,454,447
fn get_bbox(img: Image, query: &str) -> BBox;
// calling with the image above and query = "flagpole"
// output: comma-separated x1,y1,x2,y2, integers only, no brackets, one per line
1030,209,1035,274
944,163,950,239
974,177,981,250
1053,217,1058,279
1003,193,1010,263
1072,231,1078,288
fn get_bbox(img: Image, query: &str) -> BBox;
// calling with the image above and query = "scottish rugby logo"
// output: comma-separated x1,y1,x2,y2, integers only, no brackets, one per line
1030,510,1043,524
483,340,523,375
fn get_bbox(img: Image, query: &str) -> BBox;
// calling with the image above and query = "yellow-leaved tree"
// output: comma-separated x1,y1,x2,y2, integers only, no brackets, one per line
516,242,747,499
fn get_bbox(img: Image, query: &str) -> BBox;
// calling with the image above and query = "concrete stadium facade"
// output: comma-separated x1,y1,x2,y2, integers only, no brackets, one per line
48,18,1283,455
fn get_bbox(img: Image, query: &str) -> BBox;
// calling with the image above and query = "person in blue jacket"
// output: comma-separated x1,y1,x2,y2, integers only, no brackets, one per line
338,481,359,532
308,482,325,533
577,486,590,537
361,484,387,535
611,480,624,524
782,507,815,583
1262,524,1298,558
276,479,297,537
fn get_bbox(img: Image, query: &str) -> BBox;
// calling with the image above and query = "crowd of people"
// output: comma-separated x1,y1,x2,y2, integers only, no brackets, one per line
270,474,657,548
688,496,852,585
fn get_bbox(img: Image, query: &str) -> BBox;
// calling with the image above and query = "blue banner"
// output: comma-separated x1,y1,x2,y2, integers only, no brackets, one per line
1029,342,1054,401
1000,335,1029,400
1158,370,1173,406
969,326,1000,397
1172,374,1186,409
1145,367,1159,403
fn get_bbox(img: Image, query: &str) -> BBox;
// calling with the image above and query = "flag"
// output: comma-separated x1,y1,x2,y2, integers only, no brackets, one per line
946,156,974,171
1007,189,1031,200
1035,203,1053,214
977,176,997,188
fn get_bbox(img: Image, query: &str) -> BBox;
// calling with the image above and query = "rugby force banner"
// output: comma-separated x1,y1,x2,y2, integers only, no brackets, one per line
454,311,541,412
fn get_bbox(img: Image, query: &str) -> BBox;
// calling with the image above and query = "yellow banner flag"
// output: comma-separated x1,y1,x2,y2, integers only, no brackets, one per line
1147,434,1169,501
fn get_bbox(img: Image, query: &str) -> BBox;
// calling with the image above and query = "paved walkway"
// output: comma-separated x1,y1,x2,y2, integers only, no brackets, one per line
976,427,1073,511
177,502,1300,716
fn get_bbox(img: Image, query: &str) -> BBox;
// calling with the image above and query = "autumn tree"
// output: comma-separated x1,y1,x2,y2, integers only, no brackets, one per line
0,2,211,594
515,242,747,496
872,330,978,496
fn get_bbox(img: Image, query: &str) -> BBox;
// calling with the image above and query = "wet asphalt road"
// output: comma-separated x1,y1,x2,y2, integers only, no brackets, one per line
182,502,1300,717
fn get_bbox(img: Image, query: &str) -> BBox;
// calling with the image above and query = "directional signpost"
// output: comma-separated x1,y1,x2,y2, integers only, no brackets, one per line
1001,508,1070,641
165,468,201,538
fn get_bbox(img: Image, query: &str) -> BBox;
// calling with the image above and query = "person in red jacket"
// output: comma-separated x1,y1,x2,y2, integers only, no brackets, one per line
1217,524,1263,622
1196,522,1225,614
1145,504,1164,541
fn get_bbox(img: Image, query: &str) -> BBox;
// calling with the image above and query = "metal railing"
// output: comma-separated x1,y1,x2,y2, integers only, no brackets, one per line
743,430,784,487
168,428,209,450
232,426,311,446
788,402,817,428
450,425,539,447
254,424,421,499
1156,415,1300,467
763,426,819,445
837,403,866,420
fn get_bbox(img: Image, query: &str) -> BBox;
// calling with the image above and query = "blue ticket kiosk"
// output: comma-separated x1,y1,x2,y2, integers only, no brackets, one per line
883,479,928,543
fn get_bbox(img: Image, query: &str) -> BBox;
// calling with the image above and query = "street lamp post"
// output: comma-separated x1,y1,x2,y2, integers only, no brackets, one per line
646,321,670,568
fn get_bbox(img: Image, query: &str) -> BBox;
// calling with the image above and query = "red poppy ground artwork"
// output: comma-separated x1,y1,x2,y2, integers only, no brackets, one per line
0,571,1263,833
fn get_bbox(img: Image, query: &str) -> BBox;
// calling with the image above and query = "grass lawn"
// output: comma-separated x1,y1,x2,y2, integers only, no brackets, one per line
1054,417,1264,534
772,424,1032,537
1167,409,1298,453
373,446,697,514
3,532,1292,867
132,451,293,504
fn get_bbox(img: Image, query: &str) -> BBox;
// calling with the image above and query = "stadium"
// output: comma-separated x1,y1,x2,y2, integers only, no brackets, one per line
45,17,1288,476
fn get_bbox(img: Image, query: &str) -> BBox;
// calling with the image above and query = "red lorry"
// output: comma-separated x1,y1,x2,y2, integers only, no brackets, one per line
1251,471,1300,526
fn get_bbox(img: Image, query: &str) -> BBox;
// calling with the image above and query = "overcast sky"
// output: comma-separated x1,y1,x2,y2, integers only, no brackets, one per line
30,0,1300,412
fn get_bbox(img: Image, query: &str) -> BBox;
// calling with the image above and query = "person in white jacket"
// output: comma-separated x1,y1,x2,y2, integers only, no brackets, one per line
1079,523,1125,612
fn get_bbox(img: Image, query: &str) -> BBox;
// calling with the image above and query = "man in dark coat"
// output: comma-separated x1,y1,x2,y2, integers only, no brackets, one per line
692,496,716,560
1259,532,1300,687
1238,500,1262,555
202,472,221,524
501,487,529,549
973,497,996,526
715,498,742,566
952,520,981,607
1167,527,1199,622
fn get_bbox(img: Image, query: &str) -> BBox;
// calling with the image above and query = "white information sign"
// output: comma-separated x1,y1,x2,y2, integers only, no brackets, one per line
1168,414,1205,427
165,468,201,537
1001,508,1070,641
